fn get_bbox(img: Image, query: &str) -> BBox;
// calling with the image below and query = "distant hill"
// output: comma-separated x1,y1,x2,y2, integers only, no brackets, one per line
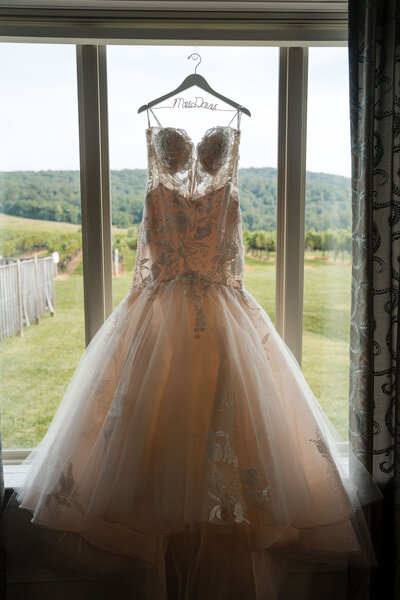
0,168,351,232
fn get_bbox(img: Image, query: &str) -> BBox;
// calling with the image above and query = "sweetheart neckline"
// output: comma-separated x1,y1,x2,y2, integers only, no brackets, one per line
146,124,240,147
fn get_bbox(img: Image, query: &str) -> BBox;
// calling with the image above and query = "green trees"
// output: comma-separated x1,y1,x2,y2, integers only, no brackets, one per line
243,226,352,261
0,171,81,223
305,227,352,259
1,228,82,270
0,168,351,232
243,230,276,258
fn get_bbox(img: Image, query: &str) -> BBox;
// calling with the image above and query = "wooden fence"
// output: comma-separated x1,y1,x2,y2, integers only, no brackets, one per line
0,256,55,340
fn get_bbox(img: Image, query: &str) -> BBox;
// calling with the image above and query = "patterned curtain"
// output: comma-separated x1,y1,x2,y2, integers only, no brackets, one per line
348,1,400,598
0,431,5,598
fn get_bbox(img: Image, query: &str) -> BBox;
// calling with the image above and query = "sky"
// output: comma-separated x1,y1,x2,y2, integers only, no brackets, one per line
0,43,351,177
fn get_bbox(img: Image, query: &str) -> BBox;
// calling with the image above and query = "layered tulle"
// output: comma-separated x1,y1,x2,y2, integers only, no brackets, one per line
5,121,384,599
6,280,383,599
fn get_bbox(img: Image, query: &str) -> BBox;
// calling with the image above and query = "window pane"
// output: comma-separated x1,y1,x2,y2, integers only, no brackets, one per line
106,45,279,322
302,47,351,439
0,43,83,450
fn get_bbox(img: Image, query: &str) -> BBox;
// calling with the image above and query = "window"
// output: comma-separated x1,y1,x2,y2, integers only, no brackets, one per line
0,42,84,458
0,6,349,469
106,45,279,320
302,47,351,439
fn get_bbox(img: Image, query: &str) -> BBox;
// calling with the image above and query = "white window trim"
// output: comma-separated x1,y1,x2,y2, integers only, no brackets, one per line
276,46,308,366
1,11,350,475
0,3,348,46
77,44,113,344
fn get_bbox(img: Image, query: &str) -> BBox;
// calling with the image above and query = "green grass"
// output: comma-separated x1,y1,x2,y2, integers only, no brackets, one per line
301,331,350,436
0,213,128,235
0,213,82,232
1,268,85,448
301,256,351,436
243,255,276,322
1,248,352,449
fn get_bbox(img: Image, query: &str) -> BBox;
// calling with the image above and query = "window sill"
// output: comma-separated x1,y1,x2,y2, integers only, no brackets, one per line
3,448,34,489
4,463,30,490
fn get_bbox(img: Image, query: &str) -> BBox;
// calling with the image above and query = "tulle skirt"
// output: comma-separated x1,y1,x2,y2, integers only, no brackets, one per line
5,279,384,599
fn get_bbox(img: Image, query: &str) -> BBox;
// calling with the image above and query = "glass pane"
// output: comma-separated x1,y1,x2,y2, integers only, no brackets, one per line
302,47,351,439
106,46,279,322
0,43,83,450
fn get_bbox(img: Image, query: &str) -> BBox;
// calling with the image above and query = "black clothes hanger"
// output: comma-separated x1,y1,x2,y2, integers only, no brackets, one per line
137,53,251,117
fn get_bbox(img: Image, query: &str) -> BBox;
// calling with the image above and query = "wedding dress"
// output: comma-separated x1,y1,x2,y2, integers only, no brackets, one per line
5,106,383,599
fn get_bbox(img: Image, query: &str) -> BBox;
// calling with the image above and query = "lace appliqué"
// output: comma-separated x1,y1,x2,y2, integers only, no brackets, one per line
207,430,239,467
243,468,273,510
153,127,193,175
206,429,250,525
309,428,335,464
131,125,243,338
180,270,210,338
214,391,233,412
197,127,231,175
149,125,240,199
44,462,84,519
206,390,274,526
103,388,125,445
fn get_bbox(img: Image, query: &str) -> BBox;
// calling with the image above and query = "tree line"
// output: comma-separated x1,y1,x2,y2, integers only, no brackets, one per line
1,228,82,269
0,167,351,232
2,224,352,271
243,228,352,261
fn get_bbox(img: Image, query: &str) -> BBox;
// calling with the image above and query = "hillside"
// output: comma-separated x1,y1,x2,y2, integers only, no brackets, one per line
0,168,351,232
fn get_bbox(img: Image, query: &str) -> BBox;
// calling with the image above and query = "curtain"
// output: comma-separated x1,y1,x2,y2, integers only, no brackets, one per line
348,1,400,598
0,431,5,598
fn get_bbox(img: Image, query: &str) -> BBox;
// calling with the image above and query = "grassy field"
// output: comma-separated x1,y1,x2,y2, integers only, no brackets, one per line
0,213,127,234
1,243,351,449
0,213,82,232
302,254,351,435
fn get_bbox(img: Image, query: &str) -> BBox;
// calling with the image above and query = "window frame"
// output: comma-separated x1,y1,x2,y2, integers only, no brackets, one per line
0,7,348,470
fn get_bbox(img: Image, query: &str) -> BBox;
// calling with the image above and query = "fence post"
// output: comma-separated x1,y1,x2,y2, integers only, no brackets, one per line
7,266,12,338
34,256,40,324
113,248,119,276
0,256,55,340
16,259,23,337
52,251,59,277
44,258,55,315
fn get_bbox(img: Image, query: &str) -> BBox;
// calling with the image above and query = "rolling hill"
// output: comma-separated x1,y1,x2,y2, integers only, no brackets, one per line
0,168,351,232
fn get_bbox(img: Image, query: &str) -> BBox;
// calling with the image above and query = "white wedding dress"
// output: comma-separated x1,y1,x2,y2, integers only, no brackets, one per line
5,107,383,599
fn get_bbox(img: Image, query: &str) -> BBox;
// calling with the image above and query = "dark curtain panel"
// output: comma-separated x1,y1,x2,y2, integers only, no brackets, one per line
0,431,5,598
348,1,400,598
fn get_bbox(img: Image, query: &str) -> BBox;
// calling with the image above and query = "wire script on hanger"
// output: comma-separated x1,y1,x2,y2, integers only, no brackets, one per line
137,53,251,118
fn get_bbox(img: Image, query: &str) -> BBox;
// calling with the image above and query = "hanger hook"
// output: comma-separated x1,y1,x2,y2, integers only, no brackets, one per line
187,53,201,74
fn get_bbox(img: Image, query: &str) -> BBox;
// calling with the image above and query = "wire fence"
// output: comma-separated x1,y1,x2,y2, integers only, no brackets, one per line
0,256,55,341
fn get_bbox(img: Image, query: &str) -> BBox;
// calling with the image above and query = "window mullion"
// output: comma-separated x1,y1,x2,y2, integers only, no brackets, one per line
276,46,308,366
98,45,113,320
76,44,112,347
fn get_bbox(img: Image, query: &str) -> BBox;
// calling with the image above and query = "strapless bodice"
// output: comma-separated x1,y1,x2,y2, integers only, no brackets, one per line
131,125,244,302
